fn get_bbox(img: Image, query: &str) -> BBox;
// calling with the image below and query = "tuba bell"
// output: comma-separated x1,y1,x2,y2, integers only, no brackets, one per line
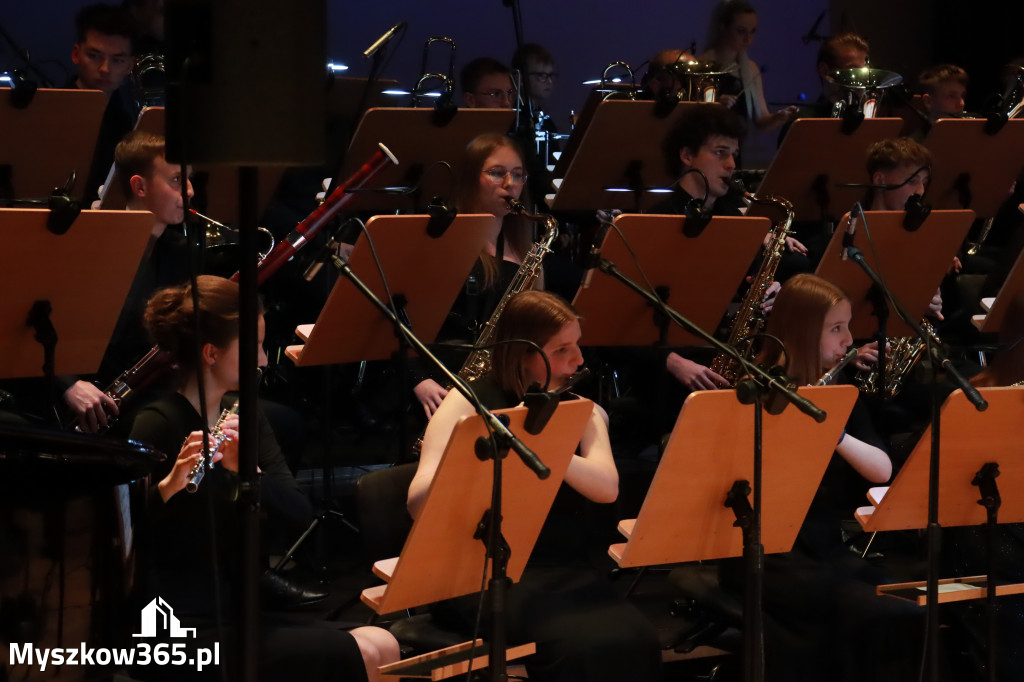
830,67,903,119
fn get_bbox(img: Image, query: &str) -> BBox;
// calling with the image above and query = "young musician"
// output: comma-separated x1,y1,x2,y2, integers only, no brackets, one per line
130,276,398,682
700,0,798,131
409,133,536,417
408,290,662,682
918,63,969,126
70,3,139,203
61,131,193,433
735,273,921,682
461,57,515,109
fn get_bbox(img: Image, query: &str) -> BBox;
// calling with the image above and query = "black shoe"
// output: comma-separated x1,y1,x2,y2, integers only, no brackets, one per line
260,570,329,610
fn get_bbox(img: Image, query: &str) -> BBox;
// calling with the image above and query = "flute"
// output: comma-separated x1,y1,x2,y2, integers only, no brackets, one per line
816,347,858,386
185,400,239,493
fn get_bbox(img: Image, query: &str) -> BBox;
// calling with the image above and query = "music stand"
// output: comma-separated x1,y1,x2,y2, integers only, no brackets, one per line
610,385,857,567
362,401,592,678
0,208,153,379
284,214,492,366
0,89,107,201
573,213,770,347
973,244,1024,332
814,210,975,339
548,100,702,212
755,117,904,222
339,108,516,212
923,119,1024,218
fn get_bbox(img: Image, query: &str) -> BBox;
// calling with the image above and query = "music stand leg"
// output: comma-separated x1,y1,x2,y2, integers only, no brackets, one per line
972,461,1001,682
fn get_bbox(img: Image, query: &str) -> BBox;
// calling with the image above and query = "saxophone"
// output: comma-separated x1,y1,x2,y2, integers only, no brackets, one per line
853,320,942,400
457,198,559,381
411,199,558,454
709,191,794,385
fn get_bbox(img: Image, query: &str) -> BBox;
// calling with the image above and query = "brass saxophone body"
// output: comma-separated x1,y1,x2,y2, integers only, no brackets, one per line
411,200,558,455
709,191,794,385
185,400,240,493
853,320,941,400
456,198,559,382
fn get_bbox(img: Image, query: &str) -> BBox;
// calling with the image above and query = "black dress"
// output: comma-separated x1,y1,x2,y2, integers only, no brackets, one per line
128,393,366,682
429,374,663,682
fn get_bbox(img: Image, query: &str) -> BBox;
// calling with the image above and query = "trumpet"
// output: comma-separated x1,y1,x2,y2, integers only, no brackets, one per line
411,37,455,107
189,209,275,262
185,400,239,493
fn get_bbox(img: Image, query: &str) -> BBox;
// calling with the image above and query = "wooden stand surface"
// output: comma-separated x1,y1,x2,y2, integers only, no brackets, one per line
610,385,858,567
0,208,153,378
574,212,770,347
361,401,592,615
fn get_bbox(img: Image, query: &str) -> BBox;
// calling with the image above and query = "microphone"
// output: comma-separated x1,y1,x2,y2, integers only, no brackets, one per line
523,368,590,435
363,21,407,59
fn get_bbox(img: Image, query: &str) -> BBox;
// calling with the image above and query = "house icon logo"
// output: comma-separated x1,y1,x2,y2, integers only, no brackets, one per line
133,597,197,638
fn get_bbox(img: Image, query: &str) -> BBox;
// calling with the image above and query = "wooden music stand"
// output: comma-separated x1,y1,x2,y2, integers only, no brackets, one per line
548,100,703,212
609,386,858,567
284,214,492,366
973,247,1024,332
923,119,1024,218
0,89,107,201
755,117,904,222
573,212,770,347
339,108,516,212
814,209,975,338
378,640,536,681
326,76,401,120
0,208,153,378
361,401,592,615
855,387,1024,604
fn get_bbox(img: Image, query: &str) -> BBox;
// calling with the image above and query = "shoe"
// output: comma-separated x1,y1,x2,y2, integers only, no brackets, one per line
260,570,329,609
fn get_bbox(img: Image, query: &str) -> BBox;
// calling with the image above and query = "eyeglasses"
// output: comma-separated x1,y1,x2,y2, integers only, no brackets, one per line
528,72,559,82
481,167,527,184
474,89,515,101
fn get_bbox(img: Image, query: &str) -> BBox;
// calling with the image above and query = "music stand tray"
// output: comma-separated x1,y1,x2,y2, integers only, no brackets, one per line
574,213,770,347
285,214,493,366
0,208,153,378
0,88,107,201
361,401,593,615
814,209,974,339
610,386,858,567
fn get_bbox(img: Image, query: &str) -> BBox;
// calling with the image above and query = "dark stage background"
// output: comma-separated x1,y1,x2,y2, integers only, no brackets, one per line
3,1,1023,165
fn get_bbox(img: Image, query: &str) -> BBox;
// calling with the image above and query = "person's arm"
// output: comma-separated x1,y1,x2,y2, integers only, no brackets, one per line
407,389,474,518
563,403,618,503
666,351,729,390
747,60,798,131
835,431,891,483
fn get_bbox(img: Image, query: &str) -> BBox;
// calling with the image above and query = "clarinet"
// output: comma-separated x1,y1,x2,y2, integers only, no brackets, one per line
185,400,239,493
